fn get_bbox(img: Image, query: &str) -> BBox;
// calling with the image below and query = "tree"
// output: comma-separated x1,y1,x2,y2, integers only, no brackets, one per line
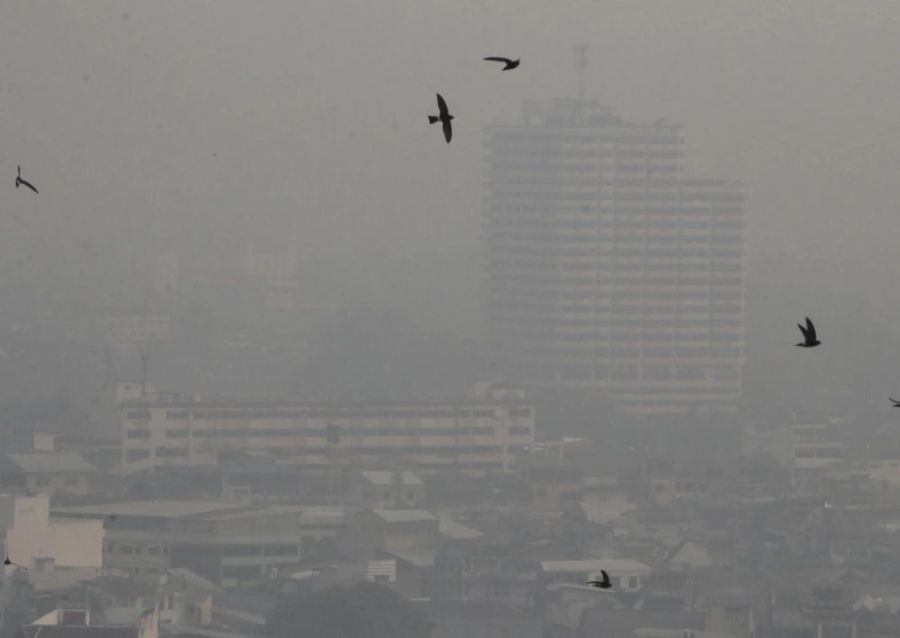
266,582,431,638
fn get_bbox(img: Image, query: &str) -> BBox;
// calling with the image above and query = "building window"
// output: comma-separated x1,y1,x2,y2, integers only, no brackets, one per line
628,576,638,589
373,574,390,582
120,545,134,555
35,479,50,487
126,449,151,463
65,477,79,487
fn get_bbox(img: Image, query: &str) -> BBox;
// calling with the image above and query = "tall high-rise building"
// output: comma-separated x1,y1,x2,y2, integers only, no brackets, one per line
483,98,745,415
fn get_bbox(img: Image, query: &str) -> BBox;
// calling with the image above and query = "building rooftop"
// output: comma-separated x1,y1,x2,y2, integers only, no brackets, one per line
438,517,483,540
371,509,436,524
5,452,97,474
53,500,243,519
359,471,424,486
541,559,653,575
54,500,349,524
121,396,531,409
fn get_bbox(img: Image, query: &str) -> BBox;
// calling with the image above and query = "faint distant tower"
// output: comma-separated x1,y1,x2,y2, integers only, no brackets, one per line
153,253,179,307
243,242,299,312
483,94,747,416
573,44,588,124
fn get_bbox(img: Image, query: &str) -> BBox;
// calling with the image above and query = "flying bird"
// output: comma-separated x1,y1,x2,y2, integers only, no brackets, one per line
428,94,454,143
586,570,612,589
483,56,520,71
15,166,38,194
3,556,24,569
890,397,900,408
796,317,821,348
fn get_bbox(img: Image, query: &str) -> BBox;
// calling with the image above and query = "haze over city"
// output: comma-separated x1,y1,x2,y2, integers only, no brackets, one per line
0,2,900,638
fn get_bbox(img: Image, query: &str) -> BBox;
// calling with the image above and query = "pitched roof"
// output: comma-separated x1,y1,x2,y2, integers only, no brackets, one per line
541,559,653,576
371,509,436,523
382,549,438,567
438,517,483,540
6,453,97,474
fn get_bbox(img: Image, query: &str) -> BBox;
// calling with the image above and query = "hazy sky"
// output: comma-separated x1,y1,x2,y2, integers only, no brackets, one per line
2,1,900,325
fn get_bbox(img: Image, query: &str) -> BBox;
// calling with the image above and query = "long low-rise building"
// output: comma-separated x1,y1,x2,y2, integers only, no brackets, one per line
119,386,535,476
52,500,346,586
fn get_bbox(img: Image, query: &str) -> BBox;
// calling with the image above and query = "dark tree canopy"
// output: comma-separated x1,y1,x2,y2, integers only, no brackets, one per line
266,582,431,638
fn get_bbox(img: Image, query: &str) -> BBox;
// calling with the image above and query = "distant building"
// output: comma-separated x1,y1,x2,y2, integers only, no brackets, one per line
118,387,535,477
349,471,426,509
53,501,345,585
346,509,441,558
742,422,846,489
243,242,299,312
540,559,652,594
434,541,540,608
484,98,746,415
90,381,164,441
104,316,169,349
0,453,98,496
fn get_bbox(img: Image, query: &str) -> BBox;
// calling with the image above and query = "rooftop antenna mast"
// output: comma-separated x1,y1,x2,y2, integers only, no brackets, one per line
573,44,588,125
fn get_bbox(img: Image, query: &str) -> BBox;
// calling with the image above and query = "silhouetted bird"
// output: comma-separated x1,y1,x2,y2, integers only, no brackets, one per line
586,570,612,589
796,317,821,348
428,93,454,143
15,166,38,194
4,555,24,569
890,397,900,408
484,56,520,70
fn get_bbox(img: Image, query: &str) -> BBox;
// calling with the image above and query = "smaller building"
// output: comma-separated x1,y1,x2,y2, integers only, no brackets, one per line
349,471,426,509
0,453,98,497
540,559,653,594
347,509,441,558
53,501,346,585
